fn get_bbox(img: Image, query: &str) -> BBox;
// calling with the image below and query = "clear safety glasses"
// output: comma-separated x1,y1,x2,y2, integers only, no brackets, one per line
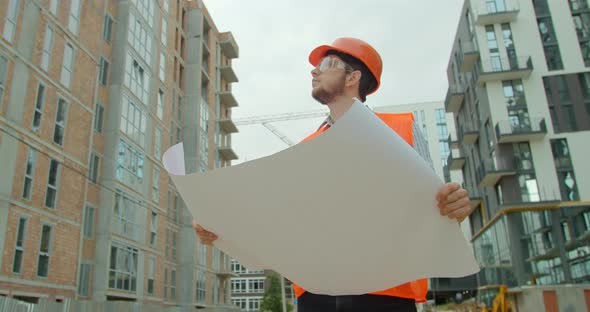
315,56,354,73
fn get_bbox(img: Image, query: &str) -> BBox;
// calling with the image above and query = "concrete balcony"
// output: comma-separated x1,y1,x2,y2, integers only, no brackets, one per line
219,32,239,59
495,118,547,143
219,91,238,108
219,65,238,83
445,83,466,114
448,148,466,171
448,134,459,149
476,159,517,188
216,269,239,279
458,124,479,145
475,1,520,25
219,145,238,160
474,56,533,86
218,119,238,133
459,41,480,73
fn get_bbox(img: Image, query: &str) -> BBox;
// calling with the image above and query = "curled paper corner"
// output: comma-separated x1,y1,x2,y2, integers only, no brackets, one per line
163,143,186,176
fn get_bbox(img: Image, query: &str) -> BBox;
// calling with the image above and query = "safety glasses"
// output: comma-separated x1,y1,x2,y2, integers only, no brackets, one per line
316,56,354,73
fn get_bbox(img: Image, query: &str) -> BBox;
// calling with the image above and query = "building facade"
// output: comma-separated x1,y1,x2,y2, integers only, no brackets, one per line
374,102,477,304
0,0,239,310
446,0,590,309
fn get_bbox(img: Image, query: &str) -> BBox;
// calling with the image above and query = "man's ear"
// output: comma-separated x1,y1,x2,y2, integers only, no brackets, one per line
346,70,361,86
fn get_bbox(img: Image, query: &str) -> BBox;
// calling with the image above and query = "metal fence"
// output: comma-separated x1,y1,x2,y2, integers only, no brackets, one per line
0,297,240,312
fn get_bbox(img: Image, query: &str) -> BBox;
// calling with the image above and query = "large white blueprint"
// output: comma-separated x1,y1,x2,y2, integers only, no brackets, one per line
163,101,480,295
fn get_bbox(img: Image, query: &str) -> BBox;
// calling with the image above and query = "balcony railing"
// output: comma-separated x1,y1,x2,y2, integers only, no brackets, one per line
448,148,466,171
476,158,517,187
445,83,466,114
569,0,589,12
459,41,480,72
458,123,479,145
476,0,520,25
474,56,533,85
495,118,547,143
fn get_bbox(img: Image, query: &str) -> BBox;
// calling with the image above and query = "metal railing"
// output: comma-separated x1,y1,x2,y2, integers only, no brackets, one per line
495,118,547,137
478,0,520,15
476,56,532,75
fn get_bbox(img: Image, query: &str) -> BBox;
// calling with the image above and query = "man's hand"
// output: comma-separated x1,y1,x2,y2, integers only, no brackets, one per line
436,182,472,223
192,220,218,245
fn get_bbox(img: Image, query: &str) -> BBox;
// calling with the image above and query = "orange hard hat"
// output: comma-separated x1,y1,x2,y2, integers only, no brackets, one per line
309,37,383,94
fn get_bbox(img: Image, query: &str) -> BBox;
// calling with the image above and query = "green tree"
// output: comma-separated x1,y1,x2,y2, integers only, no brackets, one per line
260,273,293,312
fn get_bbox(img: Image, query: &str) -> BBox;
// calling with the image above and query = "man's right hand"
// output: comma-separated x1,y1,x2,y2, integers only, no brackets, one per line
192,220,218,245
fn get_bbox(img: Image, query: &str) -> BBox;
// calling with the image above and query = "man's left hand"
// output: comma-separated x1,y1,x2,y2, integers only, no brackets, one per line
436,182,472,222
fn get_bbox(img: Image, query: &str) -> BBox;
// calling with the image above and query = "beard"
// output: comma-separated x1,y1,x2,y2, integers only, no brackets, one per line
312,76,346,105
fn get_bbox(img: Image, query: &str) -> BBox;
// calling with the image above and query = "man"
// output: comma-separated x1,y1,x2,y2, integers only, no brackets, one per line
193,38,472,311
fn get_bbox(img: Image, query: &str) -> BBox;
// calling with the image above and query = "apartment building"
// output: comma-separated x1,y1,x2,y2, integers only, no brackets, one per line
0,0,239,310
446,0,590,309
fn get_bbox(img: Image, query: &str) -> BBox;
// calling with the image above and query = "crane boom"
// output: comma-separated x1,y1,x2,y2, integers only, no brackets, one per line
234,109,328,125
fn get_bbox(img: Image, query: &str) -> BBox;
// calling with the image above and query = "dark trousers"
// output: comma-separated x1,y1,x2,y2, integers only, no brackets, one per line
297,292,418,312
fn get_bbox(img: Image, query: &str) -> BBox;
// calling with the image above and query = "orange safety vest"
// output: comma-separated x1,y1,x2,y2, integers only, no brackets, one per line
293,112,428,303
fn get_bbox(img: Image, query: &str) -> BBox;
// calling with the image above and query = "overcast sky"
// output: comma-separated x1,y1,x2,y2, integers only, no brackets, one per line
203,0,465,163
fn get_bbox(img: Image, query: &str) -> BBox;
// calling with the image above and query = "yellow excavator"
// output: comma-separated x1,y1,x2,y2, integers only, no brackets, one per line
480,285,516,312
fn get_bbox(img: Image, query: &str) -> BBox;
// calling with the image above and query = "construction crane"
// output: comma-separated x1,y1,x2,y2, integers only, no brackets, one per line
234,109,328,146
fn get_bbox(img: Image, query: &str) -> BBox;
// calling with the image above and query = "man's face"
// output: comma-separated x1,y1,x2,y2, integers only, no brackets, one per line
311,56,350,105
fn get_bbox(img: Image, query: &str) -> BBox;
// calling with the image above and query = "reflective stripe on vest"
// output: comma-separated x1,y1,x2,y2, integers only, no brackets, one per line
293,111,428,303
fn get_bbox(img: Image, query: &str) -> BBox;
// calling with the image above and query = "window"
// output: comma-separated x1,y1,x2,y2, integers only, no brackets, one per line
152,167,160,203
124,54,150,104
147,256,155,294
3,0,20,43
551,139,579,201
170,270,176,300
171,231,177,260
159,51,166,81
12,216,27,274
41,25,54,71
68,0,81,35
108,241,138,291
94,103,104,133
83,205,95,239
157,89,164,120
173,193,179,223
22,148,36,199
212,247,221,271
50,0,59,15
37,224,53,277
154,127,162,160
197,240,207,266
196,270,206,303
163,0,169,13
99,57,109,86
88,152,100,184
113,190,139,240
53,98,67,145
103,15,113,43
60,43,74,88
0,56,7,107
200,100,209,171
120,94,147,146
150,211,157,247
131,0,155,28
161,18,167,47
163,268,168,299
45,160,59,208
128,13,153,64
562,221,572,242
32,84,46,132
78,263,91,296
213,276,220,304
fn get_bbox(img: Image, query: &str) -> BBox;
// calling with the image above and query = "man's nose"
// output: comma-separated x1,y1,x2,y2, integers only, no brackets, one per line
311,67,320,77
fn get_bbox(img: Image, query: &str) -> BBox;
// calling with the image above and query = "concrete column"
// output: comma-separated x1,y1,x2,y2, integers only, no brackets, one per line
92,1,131,302
177,6,204,311
0,0,41,273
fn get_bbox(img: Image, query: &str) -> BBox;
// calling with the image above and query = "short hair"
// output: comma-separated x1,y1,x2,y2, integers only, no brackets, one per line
325,50,378,102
